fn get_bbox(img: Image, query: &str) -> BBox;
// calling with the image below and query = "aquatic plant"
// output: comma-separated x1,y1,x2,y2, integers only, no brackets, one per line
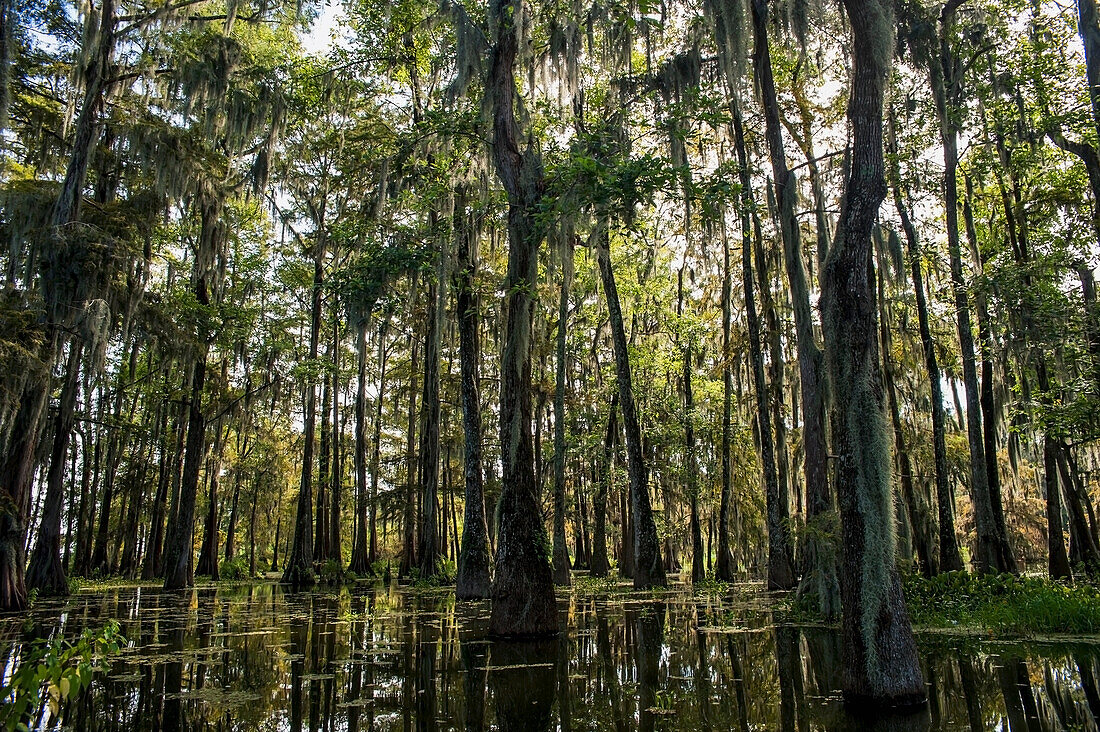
903,571,1100,636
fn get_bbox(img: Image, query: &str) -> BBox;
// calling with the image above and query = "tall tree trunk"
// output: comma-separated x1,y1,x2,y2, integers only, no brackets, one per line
728,101,793,589
315,367,331,562
486,0,558,636
589,394,618,578
748,0,834,605
685,344,704,583
1056,446,1100,571
26,341,83,595
91,383,125,574
823,0,925,705
418,269,442,578
224,436,245,561
455,200,491,600
163,352,207,589
348,318,380,575
195,464,220,578
4,0,116,607
1044,435,1072,579
551,235,573,586
935,0,1005,574
329,314,343,566
369,320,387,566
595,227,666,590
715,164,737,581
888,119,962,572
142,392,178,579
282,230,324,588
879,270,936,578
400,323,418,579
961,174,1017,574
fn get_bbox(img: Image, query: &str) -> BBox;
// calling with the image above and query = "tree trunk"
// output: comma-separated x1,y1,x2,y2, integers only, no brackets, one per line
315,368,331,563
27,340,83,596
748,0,835,606
823,0,925,705
224,441,244,561
0,382,42,609
685,344,704,583
329,316,343,566
595,228,666,590
282,230,324,588
455,199,491,600
961,173,1018,575
590,395,618,578
715,152,737,581
418,269,443,578
195,468,219,579
879,270,936,578
551,235,573,586
935,0,1006,574
486,0,558,636
728,101,794,590
369,321,387,566
142,394,179,579
888,126,962,573
348,319,377,575
400,279,419,578
163,353,207,589
1044,435,1072,579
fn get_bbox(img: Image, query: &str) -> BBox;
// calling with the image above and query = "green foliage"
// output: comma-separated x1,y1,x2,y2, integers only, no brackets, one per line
220,556,252,581
318,559,347,585
0,622,124,730
902,571,1100,636
571,574,631,595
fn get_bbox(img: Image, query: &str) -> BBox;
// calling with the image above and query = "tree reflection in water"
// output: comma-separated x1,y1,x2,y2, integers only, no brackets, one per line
5,581,1100,730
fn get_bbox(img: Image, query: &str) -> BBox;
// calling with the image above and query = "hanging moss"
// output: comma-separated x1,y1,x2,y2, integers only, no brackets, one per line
703,0,747,85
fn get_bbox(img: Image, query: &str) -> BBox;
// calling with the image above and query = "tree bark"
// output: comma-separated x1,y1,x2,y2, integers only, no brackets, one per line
486,0,558,636
282,227,324,588
417,269,443,578
551,235,573,586
1044,435,1072,579
684,344,704,583
595,227,666,589
749,0,817,594
590,394,617,578
400,279,419,578
455,201,491,600
935,0,1007,574
315,367,331,562
823,0,925,705
26,341,83,595
348,318,380,575
879,270,936,578
163,352,208,589
888,123,962,573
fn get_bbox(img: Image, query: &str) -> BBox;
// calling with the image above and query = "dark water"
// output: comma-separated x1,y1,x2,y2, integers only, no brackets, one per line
3,580,1100,730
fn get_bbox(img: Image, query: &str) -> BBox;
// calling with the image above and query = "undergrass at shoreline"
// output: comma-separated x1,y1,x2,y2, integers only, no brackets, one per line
902,571,1100,636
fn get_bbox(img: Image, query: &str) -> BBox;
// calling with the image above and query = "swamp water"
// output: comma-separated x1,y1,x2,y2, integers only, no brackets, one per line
2,580,1099,730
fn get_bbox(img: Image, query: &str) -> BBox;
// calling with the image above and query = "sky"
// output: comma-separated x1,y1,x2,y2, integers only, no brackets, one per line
302,0,340,54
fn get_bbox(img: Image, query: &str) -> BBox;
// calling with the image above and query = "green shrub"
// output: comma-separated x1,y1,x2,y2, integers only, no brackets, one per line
902,571,1100,636
318,559,345,585
219,556,251,581
0,621,124,730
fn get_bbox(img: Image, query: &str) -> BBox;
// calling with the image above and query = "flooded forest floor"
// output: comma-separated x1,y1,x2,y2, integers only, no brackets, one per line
2,577,1100,730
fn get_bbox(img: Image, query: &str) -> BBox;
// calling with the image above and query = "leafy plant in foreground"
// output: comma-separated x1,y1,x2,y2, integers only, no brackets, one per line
0,621,124,730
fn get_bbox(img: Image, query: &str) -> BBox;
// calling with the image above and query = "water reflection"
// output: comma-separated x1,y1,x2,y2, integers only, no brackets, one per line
3,582,1099,730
